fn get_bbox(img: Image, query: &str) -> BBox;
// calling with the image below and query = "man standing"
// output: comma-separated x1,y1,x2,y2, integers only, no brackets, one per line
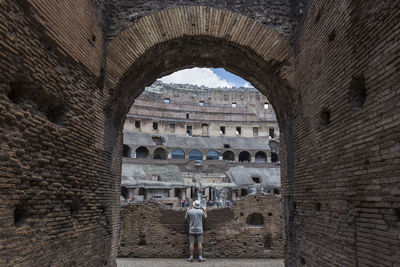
185,200,207,262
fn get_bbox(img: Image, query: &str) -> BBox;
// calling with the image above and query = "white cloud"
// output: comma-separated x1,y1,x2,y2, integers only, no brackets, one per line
159,68,234,88
243,82,253,88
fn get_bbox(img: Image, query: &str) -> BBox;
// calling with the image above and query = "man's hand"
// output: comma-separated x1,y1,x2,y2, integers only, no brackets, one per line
203,206,207,219
187,207,192,211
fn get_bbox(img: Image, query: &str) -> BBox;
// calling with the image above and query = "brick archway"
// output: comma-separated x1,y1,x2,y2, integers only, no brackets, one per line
102,9,297,194
105,6,293,129
106,7,291,85
104,7,295,262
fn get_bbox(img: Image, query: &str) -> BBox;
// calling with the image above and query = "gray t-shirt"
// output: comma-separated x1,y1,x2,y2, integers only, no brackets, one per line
185,208,206,234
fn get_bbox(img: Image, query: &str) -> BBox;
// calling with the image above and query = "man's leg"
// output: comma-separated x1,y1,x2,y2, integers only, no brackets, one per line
188,234,194,262
198,243,202,257
197,234,205,262
190,243,194,257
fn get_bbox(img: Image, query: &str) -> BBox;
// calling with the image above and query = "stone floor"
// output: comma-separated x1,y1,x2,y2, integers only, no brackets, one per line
117,258,284,267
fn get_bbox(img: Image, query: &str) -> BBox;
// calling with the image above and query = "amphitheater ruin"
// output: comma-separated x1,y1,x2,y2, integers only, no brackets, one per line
121,82,281,202
118,81,284,259
0,0,399,266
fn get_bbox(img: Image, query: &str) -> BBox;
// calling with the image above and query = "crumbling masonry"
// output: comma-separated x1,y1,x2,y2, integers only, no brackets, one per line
119,196,283,258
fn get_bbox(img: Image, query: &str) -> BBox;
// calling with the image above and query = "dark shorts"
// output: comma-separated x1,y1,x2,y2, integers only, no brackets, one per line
189,234,203,245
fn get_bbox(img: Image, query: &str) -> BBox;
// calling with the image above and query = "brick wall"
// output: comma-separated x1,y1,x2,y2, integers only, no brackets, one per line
119,195,284,258
0,1,118,266
285,0,400,265
24,0,104,77
0,0,399,266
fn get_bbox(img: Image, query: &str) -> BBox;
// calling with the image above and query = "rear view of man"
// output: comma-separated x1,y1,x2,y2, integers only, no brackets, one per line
185,200,207,262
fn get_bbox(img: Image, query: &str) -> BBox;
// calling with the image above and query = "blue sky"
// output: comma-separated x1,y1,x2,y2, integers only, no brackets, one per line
211,68,252,88
159,68,253,88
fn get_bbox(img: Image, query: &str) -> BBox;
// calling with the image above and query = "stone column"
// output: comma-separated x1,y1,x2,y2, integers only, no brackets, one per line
205,188,210,199
128,188,136,200
186,187,192,199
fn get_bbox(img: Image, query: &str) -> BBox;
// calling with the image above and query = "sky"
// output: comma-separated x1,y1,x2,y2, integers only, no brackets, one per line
159,68,253,88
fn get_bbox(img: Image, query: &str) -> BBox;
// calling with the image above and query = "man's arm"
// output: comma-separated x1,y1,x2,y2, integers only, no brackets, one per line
185,207,191,220
203,206,207,219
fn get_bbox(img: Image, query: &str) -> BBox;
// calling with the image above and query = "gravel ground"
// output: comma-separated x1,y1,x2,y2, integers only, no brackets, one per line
117,258,284,267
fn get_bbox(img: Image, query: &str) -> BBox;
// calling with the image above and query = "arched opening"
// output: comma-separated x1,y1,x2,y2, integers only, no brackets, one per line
221,187,233,201
239,151,251,162
240,189,248,197
138,188,146,200
189,150,203,161
252,176,261,183
246,213,265,226
121,186,129,200
174,188,183,200
264,234,272,250
112,42,287,262
135,146,149,159
255,151,267,163
206,150,219,160
223,150,235,161
106,6,291,265
122,145,131,158
153,148,167,160
171,148,185,159
271,152,279,163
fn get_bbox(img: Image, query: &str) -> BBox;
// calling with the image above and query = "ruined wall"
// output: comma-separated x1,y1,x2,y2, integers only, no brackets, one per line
0,0,119,266
284,0,400,266
123,133,275,163
124,82,279,138
125,118,279,139
135,82,277,120
111,0,298,39
119,196,283,258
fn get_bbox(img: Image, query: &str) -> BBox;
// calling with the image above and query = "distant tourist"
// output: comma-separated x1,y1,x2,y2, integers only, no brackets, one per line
216,199,221,208
185,200,207,262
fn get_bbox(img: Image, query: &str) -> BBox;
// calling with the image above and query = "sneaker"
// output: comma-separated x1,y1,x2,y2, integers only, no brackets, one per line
187,257,193,262
198,256,206,262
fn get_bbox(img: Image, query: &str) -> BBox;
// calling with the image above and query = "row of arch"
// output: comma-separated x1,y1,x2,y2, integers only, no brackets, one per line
123,145,279,163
